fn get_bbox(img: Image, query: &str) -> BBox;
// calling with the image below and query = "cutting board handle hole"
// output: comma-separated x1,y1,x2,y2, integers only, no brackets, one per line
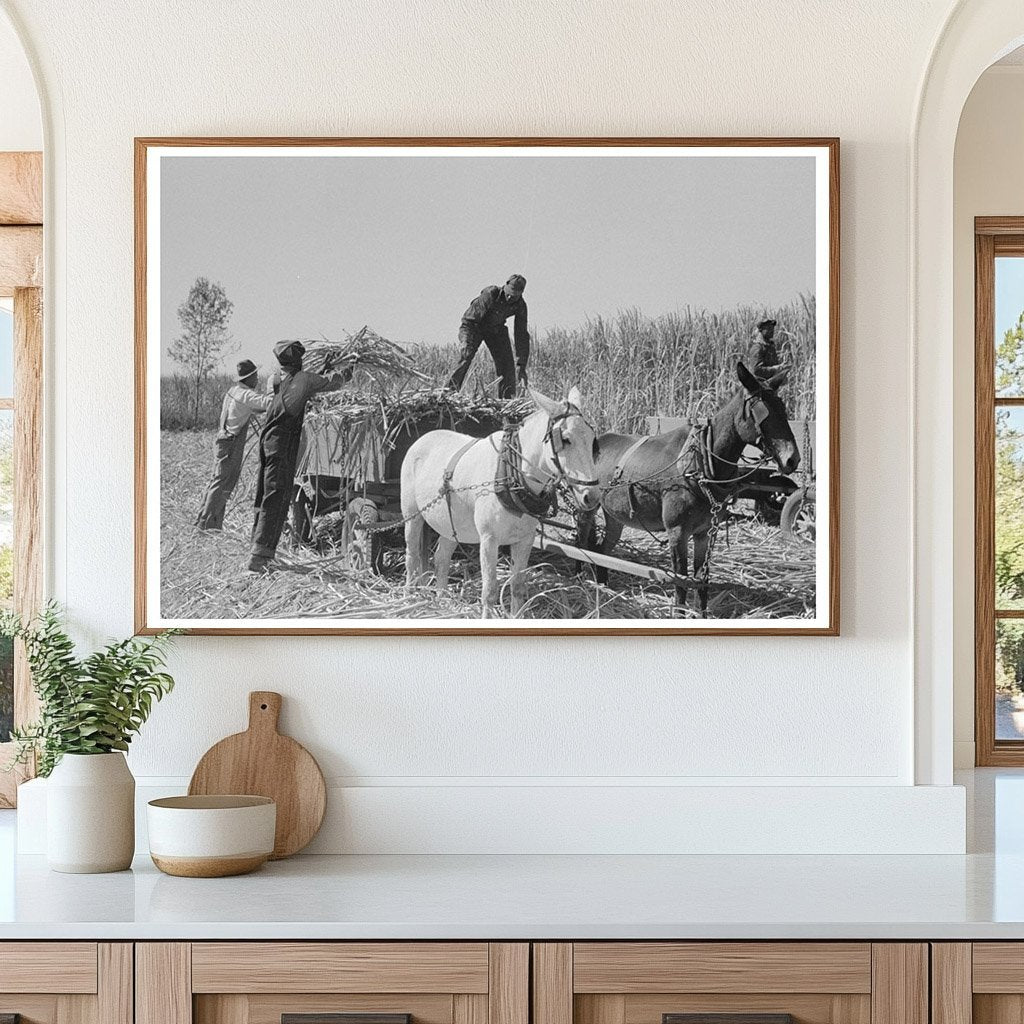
260,703,268,710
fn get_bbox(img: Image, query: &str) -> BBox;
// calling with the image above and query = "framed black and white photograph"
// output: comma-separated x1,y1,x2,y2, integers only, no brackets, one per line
135,137,838,635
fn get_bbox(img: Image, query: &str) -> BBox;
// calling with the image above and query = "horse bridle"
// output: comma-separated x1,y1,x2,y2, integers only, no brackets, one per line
741,389,774,445
543,404,600,489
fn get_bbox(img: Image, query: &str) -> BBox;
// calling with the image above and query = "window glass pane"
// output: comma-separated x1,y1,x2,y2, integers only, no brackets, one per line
0,306,12,399
0,409,12,742
997,257,1024,397
998,620,1024,740
997,407,1024,609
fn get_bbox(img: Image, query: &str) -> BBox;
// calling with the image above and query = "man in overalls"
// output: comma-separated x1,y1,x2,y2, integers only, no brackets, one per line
248,340,343,573
446,273,530,399
196,359,272,531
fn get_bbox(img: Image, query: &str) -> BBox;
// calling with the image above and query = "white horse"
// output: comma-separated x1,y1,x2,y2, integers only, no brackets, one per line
401,387,602,618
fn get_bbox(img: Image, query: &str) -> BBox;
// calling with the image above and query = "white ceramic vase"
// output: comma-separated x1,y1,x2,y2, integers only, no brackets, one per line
46,752,135,873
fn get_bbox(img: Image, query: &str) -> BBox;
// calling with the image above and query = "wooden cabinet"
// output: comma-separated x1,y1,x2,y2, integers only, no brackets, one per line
0,938,957,1024
0,943,132,1024
136,944,528,1024
532,944,928,1024
931,943,1024,1024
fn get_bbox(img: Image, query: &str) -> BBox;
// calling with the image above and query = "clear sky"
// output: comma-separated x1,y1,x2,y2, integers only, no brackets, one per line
159,151,816,376
997,257,1024,340
0,310,13,396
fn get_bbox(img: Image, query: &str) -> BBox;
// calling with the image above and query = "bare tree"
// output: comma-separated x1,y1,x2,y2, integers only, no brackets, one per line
168,277,234,427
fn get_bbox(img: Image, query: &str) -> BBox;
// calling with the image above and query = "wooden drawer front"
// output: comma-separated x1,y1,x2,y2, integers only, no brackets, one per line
191,944,490,994
196,993,472,1024
0,944,130,1024
577,993,871,1024
572,944,873,995
0,943,98,994
973,944,1024,993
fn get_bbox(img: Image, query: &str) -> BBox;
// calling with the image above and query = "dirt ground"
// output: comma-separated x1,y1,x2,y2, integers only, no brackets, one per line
159,429,817,622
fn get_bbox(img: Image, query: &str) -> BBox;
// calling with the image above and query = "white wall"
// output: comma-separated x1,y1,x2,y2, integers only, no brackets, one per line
952,66,1024,767
2,0,971,851
0,12,39,151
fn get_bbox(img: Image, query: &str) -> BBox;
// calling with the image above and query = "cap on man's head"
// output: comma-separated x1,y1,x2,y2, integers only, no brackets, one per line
757,319,777,334
236,359,258,382
506,274,527,293
274,340,306,367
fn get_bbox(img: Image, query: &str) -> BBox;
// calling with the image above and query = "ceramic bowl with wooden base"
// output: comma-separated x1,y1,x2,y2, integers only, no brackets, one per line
147,795,276,877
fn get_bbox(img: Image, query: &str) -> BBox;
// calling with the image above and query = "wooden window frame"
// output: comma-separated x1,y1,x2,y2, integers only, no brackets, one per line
0,151,43,807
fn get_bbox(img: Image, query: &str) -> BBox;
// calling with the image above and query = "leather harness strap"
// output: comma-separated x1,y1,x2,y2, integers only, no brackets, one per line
439,436,483,538
612,435,653,517
494,423,558,518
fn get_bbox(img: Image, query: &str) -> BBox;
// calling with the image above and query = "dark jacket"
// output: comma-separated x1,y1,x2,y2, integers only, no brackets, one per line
462,285,530,370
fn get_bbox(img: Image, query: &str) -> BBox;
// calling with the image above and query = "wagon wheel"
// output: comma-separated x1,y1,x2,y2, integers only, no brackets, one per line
781,484,816,543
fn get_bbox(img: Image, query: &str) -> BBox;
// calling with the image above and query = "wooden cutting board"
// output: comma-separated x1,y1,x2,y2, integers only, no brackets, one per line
188,691,326,859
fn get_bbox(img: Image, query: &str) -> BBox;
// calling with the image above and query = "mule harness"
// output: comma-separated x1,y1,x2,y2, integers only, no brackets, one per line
437,405,599,533
601,397,778,586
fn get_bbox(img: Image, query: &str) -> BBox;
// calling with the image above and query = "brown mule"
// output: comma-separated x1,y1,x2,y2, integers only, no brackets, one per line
578,361,799,616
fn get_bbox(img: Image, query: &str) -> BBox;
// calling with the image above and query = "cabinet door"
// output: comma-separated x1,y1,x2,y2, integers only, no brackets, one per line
939,943,1024,1024
137,943,528,1024
533,944,927,1024
0,943,131,1024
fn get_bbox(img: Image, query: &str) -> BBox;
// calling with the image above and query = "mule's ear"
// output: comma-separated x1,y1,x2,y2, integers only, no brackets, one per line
567,385,583,410
766,367,790,391
529,388,562,418
737,360,760,394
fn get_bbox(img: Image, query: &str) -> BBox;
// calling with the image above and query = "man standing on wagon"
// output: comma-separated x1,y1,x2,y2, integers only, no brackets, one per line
247,340,344,574
446,273,530,400
196,359,273,531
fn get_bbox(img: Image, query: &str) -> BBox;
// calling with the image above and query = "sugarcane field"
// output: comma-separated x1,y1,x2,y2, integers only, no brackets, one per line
158,306,818,625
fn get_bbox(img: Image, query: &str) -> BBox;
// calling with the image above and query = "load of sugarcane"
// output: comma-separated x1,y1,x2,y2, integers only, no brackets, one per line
301,340,530,487
302,325,431,381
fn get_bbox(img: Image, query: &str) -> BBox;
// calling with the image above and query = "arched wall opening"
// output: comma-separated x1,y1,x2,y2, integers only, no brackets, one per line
952,49,1024,767
914,2,1024,784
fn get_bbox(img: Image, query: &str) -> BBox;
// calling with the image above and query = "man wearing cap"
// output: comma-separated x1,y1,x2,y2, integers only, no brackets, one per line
248,339,344,573
196,359,273,531
747,318,782,379
447,274,530,400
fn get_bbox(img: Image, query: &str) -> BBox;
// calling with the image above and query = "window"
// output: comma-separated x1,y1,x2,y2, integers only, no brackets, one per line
975,219,1024,764
0,151,42,806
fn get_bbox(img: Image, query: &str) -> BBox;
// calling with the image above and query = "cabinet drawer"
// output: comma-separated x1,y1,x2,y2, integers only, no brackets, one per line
139,943,528,1024
191,944,490,994
572,944,872,994
0,943,130,1024
534,944,925,1024
0,942,98,994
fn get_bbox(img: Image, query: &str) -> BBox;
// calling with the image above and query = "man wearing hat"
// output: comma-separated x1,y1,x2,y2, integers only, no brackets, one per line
747,318,782,379
196,359,273,531
447,274,530,399
248,339,344,573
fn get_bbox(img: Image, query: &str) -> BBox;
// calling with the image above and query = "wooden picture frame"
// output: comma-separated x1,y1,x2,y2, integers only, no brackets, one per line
135,137,839,636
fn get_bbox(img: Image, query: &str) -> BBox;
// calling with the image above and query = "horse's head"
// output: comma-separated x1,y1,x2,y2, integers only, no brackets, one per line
735,360,800,475
529,386,602,512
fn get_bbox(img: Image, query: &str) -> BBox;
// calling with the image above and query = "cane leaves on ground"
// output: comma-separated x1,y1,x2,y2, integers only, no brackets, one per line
160,430,815,621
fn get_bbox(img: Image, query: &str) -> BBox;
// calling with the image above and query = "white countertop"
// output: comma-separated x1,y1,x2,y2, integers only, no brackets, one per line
1,769,1021,941
0,849,1022,940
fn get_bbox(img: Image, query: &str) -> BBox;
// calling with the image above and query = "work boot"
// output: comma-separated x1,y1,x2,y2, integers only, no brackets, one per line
246,554,273,574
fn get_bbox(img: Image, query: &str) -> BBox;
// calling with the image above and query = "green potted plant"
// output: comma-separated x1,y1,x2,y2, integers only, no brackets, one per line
2,604,178,873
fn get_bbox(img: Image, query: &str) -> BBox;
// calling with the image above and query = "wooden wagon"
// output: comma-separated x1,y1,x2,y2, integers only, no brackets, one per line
292,406,504,571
